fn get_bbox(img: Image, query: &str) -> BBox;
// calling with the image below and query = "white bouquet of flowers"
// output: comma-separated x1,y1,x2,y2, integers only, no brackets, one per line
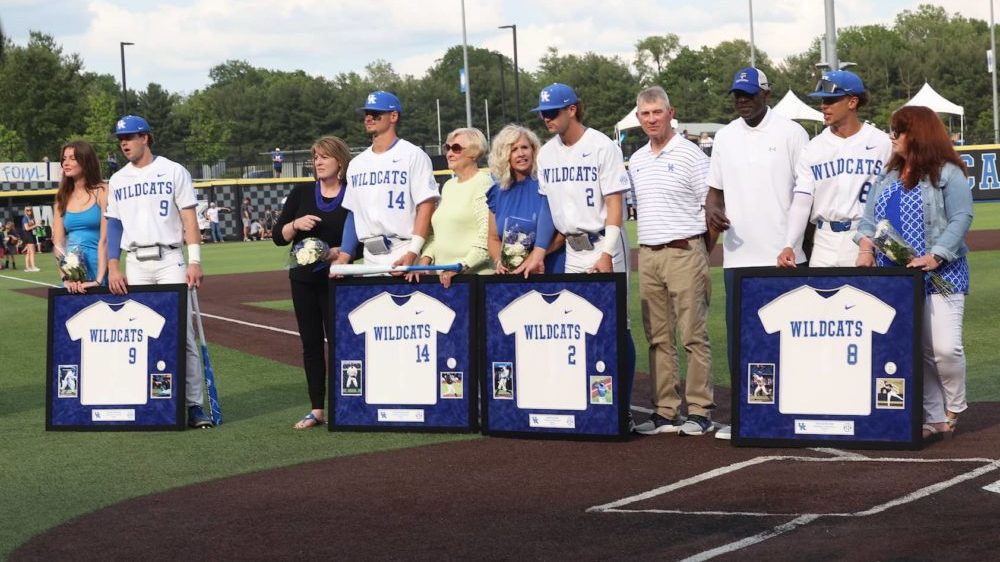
871,219,953,295
501,216,536,270
288,237,331,270
58,246,89,282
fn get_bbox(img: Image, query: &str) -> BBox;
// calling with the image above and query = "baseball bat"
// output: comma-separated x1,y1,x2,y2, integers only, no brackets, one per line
328,263,463,276
190,288,223,425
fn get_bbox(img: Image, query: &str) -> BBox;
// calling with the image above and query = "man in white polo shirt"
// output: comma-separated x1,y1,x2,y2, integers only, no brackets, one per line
705,67,809,439
628,86,715,437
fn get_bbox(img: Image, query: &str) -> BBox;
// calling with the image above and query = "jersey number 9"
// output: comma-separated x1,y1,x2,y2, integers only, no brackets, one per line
159,200,170,216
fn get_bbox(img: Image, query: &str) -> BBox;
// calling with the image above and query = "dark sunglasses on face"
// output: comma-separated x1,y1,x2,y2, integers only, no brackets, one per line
889,130,904,140
364,110,386,120
538,108,563,120
118,133,141,141
443,143,465,154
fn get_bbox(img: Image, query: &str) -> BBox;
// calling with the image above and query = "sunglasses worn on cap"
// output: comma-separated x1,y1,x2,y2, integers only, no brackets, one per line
443,143,465,154
538,108,563,120
814,78,852,95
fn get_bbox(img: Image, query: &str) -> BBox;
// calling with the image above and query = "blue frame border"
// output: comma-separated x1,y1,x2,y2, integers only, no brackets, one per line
45,284,188,431
731,267,923,449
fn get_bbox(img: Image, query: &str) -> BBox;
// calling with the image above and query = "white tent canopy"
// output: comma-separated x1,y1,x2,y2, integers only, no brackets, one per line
614,106,722,141
904,82,964,140
772,90,824,122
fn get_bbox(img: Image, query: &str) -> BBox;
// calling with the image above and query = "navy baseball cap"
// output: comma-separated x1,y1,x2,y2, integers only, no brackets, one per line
358,90,402,114
810,70,865,98
531,83,579,112
115,115,152,136
729,67,770,95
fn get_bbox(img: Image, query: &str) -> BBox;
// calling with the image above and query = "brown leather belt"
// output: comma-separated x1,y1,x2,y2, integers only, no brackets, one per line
640,234,701,251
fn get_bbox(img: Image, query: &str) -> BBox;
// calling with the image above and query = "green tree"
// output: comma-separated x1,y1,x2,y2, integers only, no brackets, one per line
0,32,87,159
0,123,27,160
535,47,639,135
635,34,680,85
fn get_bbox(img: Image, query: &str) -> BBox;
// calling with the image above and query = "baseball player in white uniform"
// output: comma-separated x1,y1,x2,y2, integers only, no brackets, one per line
518,83,637,429
332,91,439,272
105,115,212,429
778,70,892,268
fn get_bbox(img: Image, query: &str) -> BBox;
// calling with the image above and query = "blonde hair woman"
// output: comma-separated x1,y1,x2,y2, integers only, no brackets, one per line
486,124,565,273
418,127,493,287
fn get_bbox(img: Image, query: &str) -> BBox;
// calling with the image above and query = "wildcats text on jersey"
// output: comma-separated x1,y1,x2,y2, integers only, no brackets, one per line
88,328,146,343
788,320,864,338
809,158,884,181
541,166,599,183
523,323,583,340
372,323,431,341
111,180,174,201
350,170,409,187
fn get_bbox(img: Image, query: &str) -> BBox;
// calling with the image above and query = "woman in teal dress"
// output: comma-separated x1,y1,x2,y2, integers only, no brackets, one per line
52,140,108,293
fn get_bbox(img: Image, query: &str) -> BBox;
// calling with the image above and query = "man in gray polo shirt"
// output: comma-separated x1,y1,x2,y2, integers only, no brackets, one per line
628,86,715,437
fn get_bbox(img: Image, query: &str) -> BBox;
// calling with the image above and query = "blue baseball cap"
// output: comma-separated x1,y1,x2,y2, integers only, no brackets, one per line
531,83,579,112
809,70,865,98
115,115,152,136
358,90,402,114
729,67,771,95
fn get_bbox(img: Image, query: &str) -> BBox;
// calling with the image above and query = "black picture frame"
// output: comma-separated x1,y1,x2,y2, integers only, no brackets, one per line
731,267,924,449
46,284,188,431
328,275,479,433
478,273,630,440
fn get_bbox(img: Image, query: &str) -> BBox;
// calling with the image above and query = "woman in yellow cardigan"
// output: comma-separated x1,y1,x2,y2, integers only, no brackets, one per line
418,127,494,287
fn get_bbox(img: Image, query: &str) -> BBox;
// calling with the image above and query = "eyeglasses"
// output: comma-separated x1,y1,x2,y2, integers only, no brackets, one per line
538,108,563,120
442,143,465,154
364,110,386,120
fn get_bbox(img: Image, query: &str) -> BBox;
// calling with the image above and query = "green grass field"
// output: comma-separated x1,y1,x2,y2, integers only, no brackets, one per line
2,222,1000,559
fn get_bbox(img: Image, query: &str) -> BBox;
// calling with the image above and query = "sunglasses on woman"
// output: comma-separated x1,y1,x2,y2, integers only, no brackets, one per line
443,143,465,154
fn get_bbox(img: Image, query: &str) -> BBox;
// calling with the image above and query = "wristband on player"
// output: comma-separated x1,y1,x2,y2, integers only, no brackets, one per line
859,250,874,255
187,243,201,264
598,225,621,256
409,234,426,255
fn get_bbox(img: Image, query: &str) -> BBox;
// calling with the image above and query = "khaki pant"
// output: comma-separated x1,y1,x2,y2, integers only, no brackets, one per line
639,238,714,418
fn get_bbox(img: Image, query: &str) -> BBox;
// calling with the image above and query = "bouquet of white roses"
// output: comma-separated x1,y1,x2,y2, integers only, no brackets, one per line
58,246,89,282
872,219,954,295
501,216,536,270
288,237,331,270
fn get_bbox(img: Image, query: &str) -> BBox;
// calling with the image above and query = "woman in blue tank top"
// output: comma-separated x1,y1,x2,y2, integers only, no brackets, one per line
52,140,108,292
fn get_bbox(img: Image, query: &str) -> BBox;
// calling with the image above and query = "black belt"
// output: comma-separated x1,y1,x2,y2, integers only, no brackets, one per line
641,234,701,251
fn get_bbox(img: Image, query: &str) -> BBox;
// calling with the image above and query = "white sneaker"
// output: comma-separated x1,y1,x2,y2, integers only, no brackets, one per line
715,425,732,440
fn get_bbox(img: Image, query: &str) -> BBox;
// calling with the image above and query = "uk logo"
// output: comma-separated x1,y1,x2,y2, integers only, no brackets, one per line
116,119,126,131
367,94,377,104
540,91,551,103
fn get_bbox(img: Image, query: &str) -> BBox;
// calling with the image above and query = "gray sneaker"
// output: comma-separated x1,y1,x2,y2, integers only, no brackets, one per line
715,425,732,440
678,414,714,436
634,413,685,435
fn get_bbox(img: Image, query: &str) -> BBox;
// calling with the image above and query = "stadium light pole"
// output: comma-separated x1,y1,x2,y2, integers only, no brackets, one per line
499,24,520,121
120,42,134,115
496,53,507,122
991,0,998,143
748,0,757,68
461,0,472,127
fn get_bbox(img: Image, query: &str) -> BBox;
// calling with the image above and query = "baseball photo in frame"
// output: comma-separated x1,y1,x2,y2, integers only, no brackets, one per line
329,276,478,432
731,267,923,449
46,284,188,431
479,273,630,440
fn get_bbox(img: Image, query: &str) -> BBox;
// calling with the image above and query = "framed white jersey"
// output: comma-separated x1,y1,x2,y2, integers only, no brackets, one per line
47,285,188,431
732,267,923,449
481,273,630,439
331,276,478,432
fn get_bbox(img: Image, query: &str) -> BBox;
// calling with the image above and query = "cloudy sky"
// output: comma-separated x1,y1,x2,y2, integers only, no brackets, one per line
1,0,992,94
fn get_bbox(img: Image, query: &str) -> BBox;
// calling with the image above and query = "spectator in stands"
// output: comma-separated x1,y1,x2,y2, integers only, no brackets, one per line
205,202,230,243
698,132,714,156
106,152,119,175
242,196,254,241
20,207,40,271
262,206,275,240
272,147,284,178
